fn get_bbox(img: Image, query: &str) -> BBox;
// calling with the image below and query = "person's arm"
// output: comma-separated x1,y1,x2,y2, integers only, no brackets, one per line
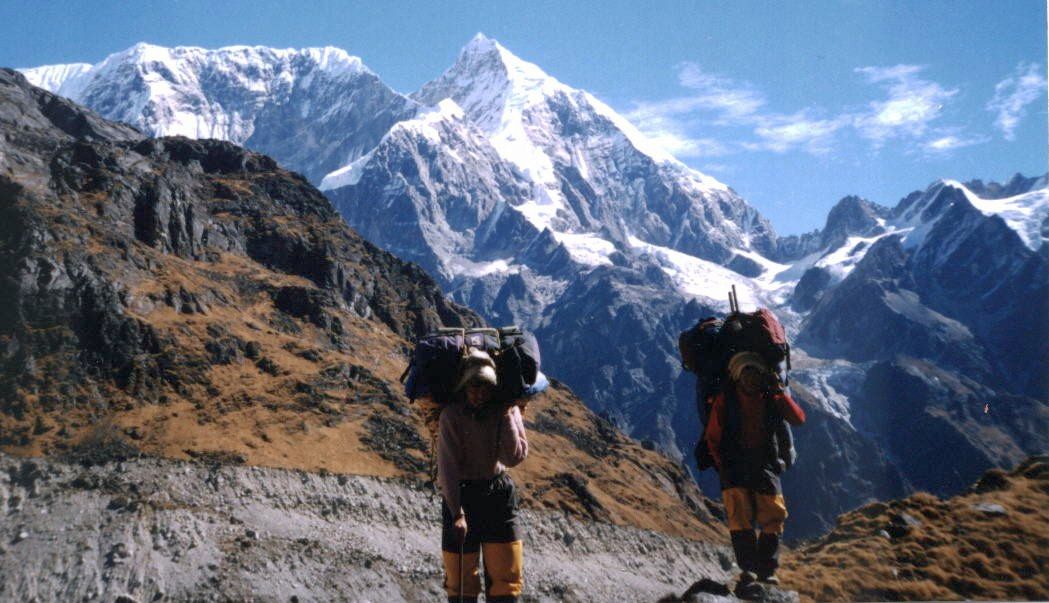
437,409,462,516
773,391,806,425
705,393,725,469
497,405,528,467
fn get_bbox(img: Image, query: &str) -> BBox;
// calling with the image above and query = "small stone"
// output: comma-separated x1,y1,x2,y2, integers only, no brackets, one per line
877,529,891,539
886,511,920,537
971,502,1008,516
14,531,28,543
562,532,575,546
115,595,139,603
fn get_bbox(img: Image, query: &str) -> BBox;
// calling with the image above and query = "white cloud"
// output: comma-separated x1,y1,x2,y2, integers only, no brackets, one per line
747,112,850,154
987,62,1046,140
624,61,975,162
675,62,766,122
921,132,988,155
622,108,731,157
854,64,958,144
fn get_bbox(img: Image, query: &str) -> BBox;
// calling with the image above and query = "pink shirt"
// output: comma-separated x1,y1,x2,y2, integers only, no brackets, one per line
437,403,528,515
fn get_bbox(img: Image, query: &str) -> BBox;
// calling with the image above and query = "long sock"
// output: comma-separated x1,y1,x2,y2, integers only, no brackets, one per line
730,530,758,574
757,532,780,576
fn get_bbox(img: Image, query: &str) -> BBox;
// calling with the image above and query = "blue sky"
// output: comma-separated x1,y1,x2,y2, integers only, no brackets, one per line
2,0,1045,235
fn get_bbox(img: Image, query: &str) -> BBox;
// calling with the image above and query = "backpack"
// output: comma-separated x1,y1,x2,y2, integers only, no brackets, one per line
682,286,795,471
402,325,544,412
493,326,541,404
679,317,729,425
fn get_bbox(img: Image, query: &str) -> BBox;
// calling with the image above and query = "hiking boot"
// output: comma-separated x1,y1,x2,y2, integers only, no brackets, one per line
734,574,765,600
758,572,779,585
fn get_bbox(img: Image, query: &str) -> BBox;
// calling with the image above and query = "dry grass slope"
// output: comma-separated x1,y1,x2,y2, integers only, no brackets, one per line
781,456,1049,602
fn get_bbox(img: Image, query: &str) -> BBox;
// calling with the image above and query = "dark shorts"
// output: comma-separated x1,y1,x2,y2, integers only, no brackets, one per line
441,472,521,554
719,449,782,495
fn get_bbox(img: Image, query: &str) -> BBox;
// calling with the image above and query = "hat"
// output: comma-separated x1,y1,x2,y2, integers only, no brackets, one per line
727,351,768,382
455,348,498,391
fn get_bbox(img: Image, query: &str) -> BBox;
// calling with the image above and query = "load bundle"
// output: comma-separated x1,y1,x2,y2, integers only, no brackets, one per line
402,326,547,438
679,287,795,470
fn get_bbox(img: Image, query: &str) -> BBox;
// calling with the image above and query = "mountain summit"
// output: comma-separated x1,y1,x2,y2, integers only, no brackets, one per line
20,43,418,183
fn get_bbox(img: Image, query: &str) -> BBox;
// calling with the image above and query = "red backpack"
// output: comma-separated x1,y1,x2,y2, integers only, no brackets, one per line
718,287,791,373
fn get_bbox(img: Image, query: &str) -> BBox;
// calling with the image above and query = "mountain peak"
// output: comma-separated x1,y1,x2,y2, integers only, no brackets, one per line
450,33,553,92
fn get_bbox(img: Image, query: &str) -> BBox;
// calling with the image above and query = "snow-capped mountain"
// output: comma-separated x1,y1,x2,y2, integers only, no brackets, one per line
406,34,777,268
20,43,419,182
786,178,1049,316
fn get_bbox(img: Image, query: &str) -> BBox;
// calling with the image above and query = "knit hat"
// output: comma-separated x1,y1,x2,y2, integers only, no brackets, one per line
727,351,769,382
455,348,498,391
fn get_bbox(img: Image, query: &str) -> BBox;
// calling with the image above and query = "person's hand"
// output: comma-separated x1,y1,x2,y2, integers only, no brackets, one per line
453,514,468,545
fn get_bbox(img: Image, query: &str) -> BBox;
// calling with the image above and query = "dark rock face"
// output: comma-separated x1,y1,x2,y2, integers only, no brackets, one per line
536,262,713,459
791,267,831,312
781,385,908,539
789,179,1049,537
964,173,1047,199
0,67,479,419
798,236,991,381
800,184,1049,398
818,196,888,251
853,359,1049,496
772,195,888,264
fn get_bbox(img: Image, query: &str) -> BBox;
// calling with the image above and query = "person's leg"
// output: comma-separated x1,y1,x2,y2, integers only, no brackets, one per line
754,493,788,582
482,540,524,602
722,487,758,576
441,501,481,602
476,474,524,602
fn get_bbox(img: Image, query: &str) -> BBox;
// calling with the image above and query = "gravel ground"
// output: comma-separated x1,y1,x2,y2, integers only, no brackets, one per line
0,454,797,602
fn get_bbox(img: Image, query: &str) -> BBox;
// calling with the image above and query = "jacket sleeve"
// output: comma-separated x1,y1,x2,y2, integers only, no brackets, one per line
498,405,528,467
437,409,461,516
774,391,807,425
705,393,726,469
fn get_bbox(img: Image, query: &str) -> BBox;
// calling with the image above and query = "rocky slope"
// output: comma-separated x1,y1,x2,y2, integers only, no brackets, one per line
0,453,740,602
0,65,724,561
781,456,1049,602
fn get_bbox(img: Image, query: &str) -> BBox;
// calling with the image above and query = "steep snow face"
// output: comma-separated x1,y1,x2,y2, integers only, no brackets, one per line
20,44,419,182
943,179,1049,251
408,33,774,264
20,62,93,98
627,237,794,312
323,97,540,283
